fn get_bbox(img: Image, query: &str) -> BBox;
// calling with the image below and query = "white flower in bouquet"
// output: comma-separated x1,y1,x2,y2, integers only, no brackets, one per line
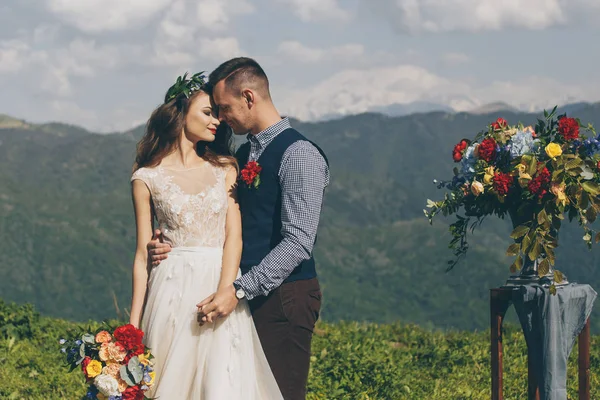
94,373,121,396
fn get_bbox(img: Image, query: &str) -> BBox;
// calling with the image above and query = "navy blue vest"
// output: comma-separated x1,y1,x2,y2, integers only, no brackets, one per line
236,128,327,283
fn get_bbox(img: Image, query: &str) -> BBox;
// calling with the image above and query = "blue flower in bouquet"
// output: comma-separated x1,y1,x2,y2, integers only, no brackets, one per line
460,145,477,178
580,137,600,156
510,129,538,158
86,385,99,399
108,396,123,400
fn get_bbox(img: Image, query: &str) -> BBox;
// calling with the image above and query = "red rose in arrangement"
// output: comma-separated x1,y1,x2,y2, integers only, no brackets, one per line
452,140,469,162
558,116,579,141
528,167,551,199
478,137,497,162
240,161,262,188
113,324,144,351
122,385,145,400
493,172,513,196
491,117,508,130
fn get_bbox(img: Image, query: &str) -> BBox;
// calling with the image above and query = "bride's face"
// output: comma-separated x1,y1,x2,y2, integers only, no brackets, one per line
184,92,220,143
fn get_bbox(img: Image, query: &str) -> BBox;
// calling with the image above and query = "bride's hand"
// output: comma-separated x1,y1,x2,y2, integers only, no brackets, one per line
196,285,238,325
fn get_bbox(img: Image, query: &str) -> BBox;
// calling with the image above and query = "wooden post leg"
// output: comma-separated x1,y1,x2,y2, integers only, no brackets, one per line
491,290,506,400
578,317,591,400
527,354,540,400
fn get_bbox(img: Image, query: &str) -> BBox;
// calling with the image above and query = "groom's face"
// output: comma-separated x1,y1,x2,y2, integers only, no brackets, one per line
212,80,249,135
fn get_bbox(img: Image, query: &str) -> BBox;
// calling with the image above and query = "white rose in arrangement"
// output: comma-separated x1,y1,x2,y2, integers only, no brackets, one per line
94,373,121,396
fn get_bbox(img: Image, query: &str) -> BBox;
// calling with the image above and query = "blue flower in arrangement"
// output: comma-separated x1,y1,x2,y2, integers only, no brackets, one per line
510,129,538,158
85,385,99,399
460,145,477,178
580,136,600,156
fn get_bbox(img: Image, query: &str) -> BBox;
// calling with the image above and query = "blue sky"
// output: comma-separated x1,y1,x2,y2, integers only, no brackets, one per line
1,0,599,132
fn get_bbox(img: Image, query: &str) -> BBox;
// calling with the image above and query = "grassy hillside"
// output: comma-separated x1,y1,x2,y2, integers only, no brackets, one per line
2,105,600,332
1,300,598,399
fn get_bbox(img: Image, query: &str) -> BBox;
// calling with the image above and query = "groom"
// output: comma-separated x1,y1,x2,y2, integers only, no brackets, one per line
147,57,329,400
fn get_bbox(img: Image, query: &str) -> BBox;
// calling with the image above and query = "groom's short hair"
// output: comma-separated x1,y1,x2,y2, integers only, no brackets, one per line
208,57,270,99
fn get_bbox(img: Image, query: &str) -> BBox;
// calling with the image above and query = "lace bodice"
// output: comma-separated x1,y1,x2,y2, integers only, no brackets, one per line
131,163,230,248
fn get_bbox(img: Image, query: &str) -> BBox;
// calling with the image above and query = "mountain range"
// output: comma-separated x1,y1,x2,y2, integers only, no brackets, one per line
2,102,600,332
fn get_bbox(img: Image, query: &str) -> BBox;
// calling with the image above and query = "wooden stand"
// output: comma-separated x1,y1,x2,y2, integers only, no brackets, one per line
490,287,591,400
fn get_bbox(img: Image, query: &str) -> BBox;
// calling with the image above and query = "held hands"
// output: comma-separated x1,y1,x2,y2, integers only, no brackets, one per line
148,229,172,266
196,284,239,325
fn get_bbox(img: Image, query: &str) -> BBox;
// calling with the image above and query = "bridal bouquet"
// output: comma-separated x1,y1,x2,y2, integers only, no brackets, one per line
425,107,600,290
60,323,155,400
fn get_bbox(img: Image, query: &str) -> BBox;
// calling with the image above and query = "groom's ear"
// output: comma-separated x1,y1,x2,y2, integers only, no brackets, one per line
242,89,254,109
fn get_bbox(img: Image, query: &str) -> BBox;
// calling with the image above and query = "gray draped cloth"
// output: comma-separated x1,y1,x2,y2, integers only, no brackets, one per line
511,283,596,400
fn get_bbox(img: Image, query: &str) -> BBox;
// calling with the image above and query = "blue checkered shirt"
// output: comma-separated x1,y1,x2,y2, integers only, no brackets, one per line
234,117,330,300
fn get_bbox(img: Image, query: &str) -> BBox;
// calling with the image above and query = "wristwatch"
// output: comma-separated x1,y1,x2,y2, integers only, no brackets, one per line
233,282,245,300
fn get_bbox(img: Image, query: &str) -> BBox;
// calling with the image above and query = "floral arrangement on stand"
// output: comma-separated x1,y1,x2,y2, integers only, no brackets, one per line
425,107,600,293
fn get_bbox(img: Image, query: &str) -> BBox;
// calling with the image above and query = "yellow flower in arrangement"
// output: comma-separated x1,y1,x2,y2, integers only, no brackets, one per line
147,371,156,385
117,377,128,393
138,353,150,366
515,163,532,188
551,183,568,207
545,142,562,159
483,166,495,185
470,181,484,197
86,360,103,378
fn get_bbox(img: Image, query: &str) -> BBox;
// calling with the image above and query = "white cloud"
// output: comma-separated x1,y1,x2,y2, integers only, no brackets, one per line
196,0,255,31
199,37,242,61
278,64,599,120
277,41,364,63
46,0,172,33
149,0,254,67
367,0,600,33
277,0,350,22
0,40,29,73
0,35,140,96
441,52,470,66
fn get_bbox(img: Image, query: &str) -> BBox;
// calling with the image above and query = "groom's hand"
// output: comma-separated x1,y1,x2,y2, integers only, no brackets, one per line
196,285,238,325
147,229,171,266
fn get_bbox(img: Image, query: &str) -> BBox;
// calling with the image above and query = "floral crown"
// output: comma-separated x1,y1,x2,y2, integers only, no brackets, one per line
164,71,207,103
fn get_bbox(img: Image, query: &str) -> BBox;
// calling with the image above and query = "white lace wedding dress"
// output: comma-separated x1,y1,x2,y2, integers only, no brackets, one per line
131,163,282,399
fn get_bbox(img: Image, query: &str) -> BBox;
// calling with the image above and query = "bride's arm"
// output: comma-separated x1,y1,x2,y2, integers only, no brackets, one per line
129,180,154,328
217,166,243,291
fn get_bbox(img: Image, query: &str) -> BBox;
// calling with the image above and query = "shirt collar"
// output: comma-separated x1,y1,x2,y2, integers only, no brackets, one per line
247,117,291,148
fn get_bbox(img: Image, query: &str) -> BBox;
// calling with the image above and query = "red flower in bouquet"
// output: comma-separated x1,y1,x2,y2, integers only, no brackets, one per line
528,167,551,199
81,356,92,377
240,161,262,188
452,140,469,162
493,172,513,196
478,138,497,162
491,117,508,130
113,324,144,352
122,385,145,400
558,116,579,141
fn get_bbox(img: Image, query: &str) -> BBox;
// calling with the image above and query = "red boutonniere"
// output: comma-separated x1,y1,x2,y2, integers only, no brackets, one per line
240,161,262,189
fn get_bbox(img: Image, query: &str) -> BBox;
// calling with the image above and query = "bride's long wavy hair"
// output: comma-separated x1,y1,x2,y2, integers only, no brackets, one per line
133,87,237,172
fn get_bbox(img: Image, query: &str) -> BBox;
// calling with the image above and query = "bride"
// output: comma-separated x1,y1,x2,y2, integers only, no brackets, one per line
128,72,283,399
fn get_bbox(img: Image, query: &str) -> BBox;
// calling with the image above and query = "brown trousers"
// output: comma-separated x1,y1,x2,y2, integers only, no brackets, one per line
249,278,322,400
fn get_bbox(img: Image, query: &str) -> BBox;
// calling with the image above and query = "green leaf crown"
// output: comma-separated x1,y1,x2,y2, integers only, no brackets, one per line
164,71,207,104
